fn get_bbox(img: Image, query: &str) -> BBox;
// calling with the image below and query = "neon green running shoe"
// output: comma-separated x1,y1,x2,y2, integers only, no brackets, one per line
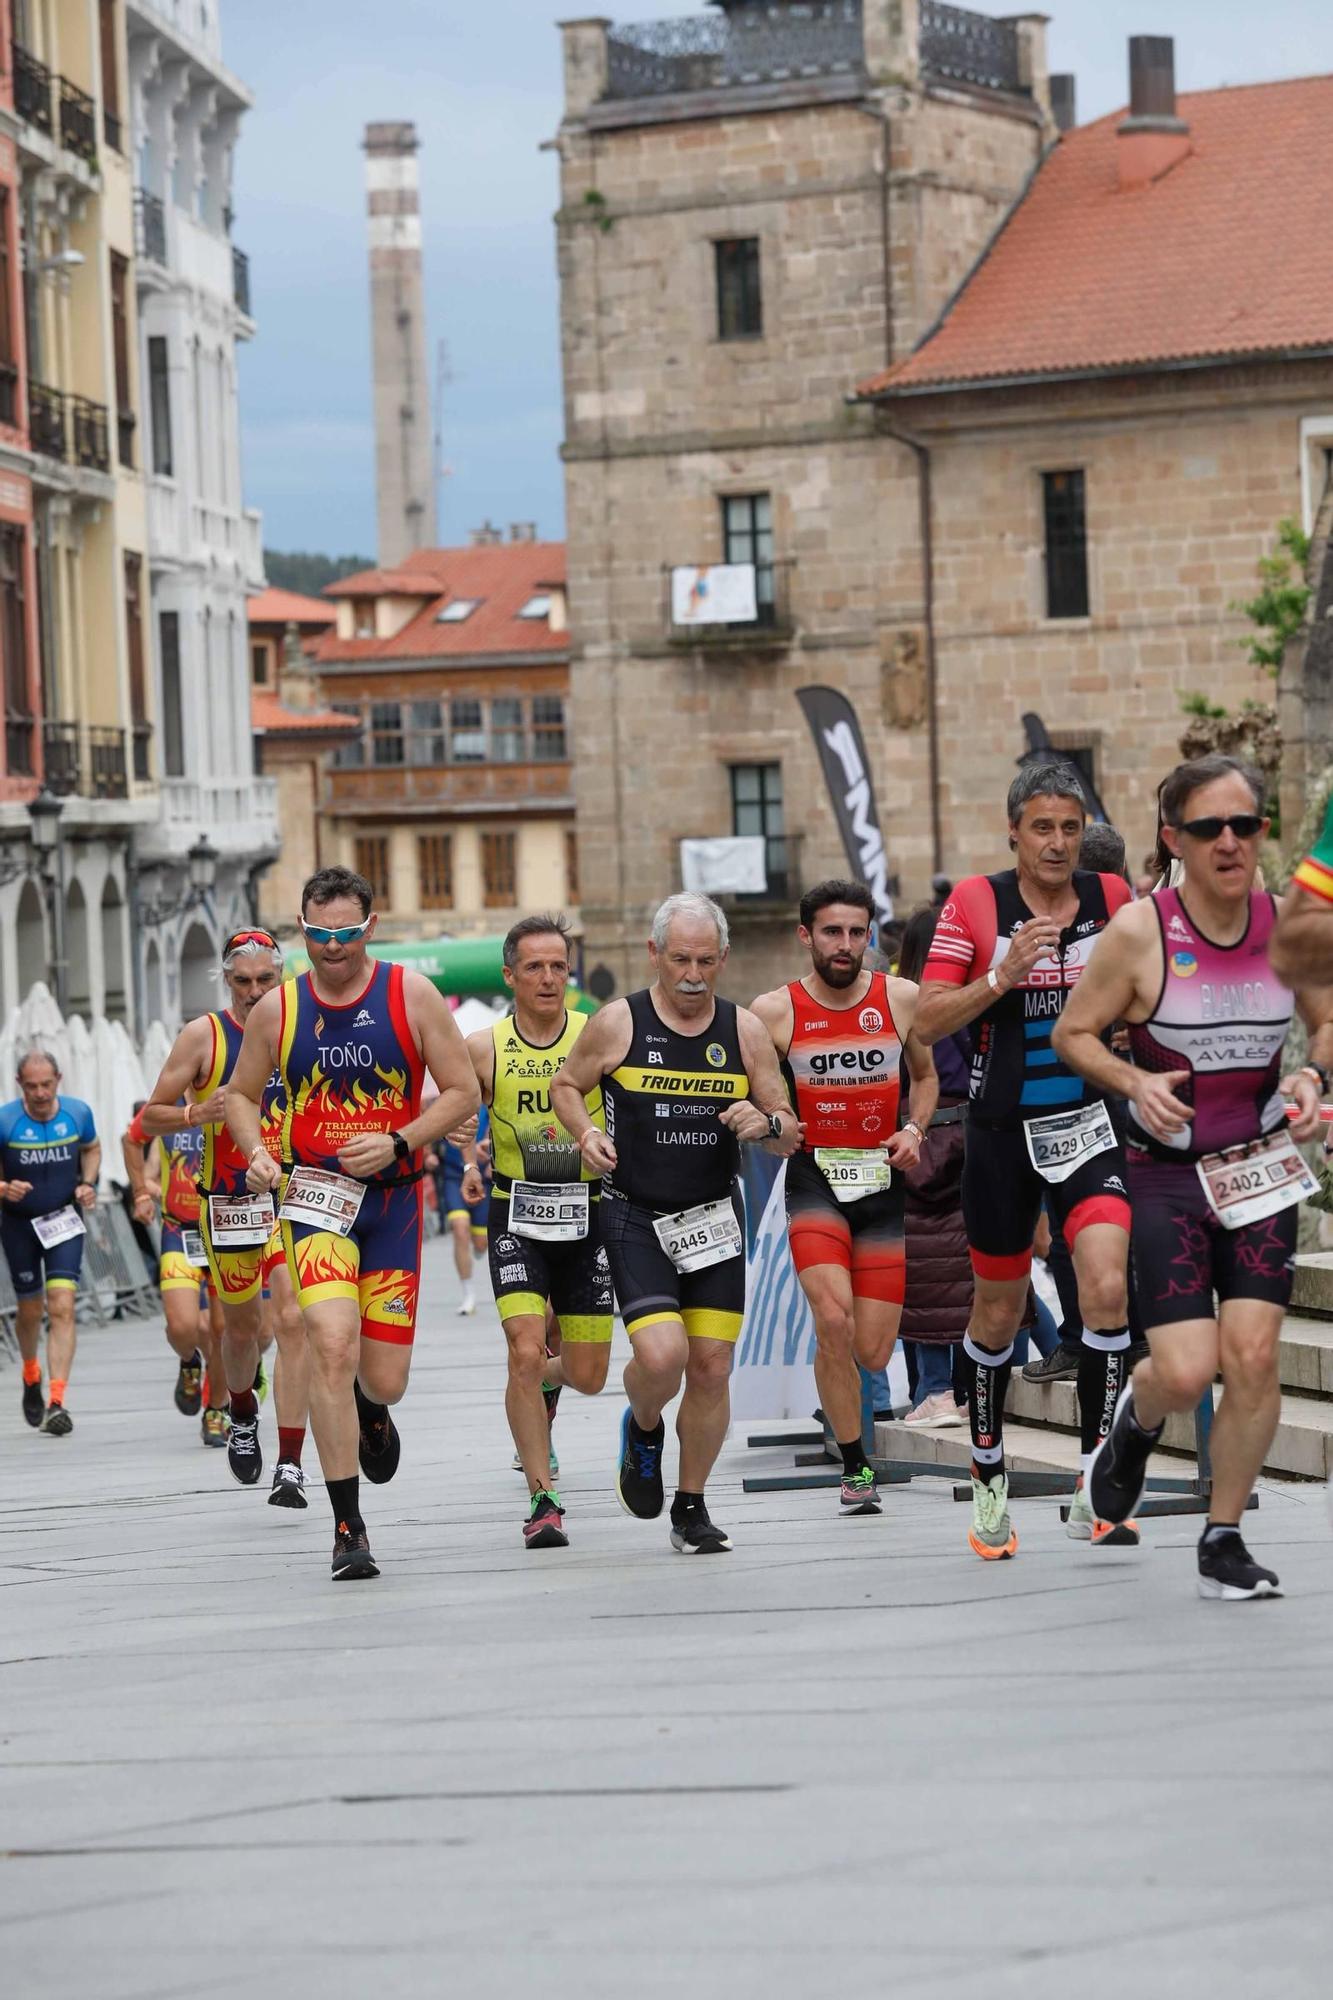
968,1473,1017,1561
839,1465,882,1515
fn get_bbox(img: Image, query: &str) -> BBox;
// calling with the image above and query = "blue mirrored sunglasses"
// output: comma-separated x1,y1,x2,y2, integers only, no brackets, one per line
300,915,374,946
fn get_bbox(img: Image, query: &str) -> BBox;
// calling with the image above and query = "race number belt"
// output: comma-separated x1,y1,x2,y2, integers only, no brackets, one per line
1197,1129,1318,1231
652,1197,743,1274
814,1147,891,1204
183,1227,209,1269
278,1166,365,1237
510,1180,589,1242
207,1190,276,1247
31,1206,85,1250
1023,1101,1116,1185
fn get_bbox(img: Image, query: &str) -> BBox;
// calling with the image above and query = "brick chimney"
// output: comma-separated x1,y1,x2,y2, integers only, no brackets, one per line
1117,36,1191,190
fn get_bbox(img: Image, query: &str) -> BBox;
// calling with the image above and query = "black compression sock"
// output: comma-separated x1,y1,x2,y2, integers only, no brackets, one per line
1077,1325,1131,1459
671,1489,705,1524
962,1335,1013,1481
838,1438,870,1478
327,1475,363,1532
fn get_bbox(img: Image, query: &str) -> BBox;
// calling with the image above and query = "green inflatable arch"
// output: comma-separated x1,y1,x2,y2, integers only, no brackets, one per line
281,935,596,1010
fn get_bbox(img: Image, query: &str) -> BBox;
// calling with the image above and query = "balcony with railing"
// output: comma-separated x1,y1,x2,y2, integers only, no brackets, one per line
327,760,574,817
58,77,97,163
665,558,795,647
232,246,251,316
597,3,1028,105
134,188,168,264
28,381,67,461
604,2,862,99
12,40,54,135
69,395,111,473
146,776,281,856
42,721,129,800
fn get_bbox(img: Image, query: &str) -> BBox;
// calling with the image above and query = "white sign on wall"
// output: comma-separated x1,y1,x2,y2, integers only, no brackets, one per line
671,563,757,626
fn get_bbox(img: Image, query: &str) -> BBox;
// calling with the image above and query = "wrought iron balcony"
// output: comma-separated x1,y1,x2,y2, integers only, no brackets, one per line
28,380,67,461
605,2,862,99
89,726,128,799
43,720,81,795
919,3,1023,94
58,76,98,163
232,246,251,315
134,188,167,264
12,40,54,136
69,395,110,473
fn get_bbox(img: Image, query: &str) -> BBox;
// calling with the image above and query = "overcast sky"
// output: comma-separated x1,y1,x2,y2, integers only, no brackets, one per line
225,0,1331,558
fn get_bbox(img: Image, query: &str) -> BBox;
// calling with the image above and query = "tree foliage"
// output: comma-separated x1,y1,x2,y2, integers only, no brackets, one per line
1232,516,1312,673
263,549,373,597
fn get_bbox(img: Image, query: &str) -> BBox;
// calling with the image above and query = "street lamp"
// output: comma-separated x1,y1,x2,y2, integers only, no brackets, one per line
187,834,219,898
139,831,221,927
26,785,66,1012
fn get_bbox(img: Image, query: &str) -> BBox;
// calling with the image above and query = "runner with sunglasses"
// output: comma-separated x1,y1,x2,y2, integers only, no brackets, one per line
225,866,479,1582
140,930,284,1485
1054,754,1333,1598
915,762,1136,1561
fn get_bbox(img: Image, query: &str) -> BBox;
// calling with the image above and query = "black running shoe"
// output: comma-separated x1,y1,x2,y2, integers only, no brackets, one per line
1086,1386,1155,1526
355,1384,401,1485
1197,1530,1281,1601
227,1416,263,1486
615,1405,665,1519
669,1507,732,1554
268,1460,308,1509
174,1351,203,1416
21,1378,44,1428
524,1490,569,1551
331,1522,379,1581
39,1403,73,1437
1021,1340,1081,1384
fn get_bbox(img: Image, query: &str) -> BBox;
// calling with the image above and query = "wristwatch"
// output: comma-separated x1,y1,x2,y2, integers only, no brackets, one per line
1302,1062,1330,1093
391,1132,410,1162
766,1111,784,1140
902,1120,924,1142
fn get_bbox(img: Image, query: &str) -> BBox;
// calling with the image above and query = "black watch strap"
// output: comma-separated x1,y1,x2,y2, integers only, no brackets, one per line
392,1132,410,1161
767,1111,783,1140
1306,1061,1330,1093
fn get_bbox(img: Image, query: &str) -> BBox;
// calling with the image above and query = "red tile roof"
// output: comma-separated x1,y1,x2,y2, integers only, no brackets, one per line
860,74,1333,398
247,587,338,628
315,541,568,663
323,568,443,599
251,691,359,736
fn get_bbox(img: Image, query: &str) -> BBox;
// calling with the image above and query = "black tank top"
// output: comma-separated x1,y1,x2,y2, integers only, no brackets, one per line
602,989,748,1211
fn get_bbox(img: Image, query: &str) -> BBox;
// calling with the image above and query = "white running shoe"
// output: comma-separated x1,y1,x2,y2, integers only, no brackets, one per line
457,1291,476,1317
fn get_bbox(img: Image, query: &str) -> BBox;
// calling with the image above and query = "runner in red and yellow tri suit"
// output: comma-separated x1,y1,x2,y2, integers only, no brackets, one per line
226,866,479,1582
752,878,938,1517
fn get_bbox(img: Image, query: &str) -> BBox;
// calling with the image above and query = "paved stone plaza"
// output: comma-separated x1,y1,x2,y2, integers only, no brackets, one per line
3,1233,1331,1998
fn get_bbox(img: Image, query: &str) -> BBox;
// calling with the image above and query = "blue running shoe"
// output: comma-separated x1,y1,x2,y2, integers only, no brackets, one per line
616,1404,665,1520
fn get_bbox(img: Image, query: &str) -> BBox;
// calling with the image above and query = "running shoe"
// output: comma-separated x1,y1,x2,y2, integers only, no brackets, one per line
1066,1476,1141,1546
253,1360,269,1405
457,1294,476,1317
903,1392,963,1430
355,1387,401,1485
968,1473,1017,1560
669,1506,732,1554
524,1490,569,1551
268,1460,308,1510
331,1522,379,1581
511,1446,560,1477
615,1405,665,1520
39,1403,73,1437
174,1350,203,1416
1086,1386,1156,1527
839,1465,882,1514
1021,1341,1080,1384
201,1407,230,1448
227,1416,262,1486
21,1377,44,1428
1197,1530,1280,1601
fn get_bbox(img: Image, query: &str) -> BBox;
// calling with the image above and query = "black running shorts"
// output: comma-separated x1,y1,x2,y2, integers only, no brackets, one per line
487,1194,614,1343
1127,1152,1296,1328
962,1120,1130,1282
597,1187,745,1345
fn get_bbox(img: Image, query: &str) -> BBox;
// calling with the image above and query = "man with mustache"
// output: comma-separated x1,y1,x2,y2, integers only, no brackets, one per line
751,880,939,1515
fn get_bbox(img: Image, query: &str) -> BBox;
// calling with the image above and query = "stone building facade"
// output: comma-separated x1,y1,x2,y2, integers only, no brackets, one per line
555,0,1055,999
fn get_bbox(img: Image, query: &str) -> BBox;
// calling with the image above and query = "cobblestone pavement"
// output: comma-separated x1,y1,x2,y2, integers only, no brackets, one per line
3,1235,1332,1998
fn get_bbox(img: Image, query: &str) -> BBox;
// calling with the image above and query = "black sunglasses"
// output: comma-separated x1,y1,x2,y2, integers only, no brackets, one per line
1174,813,1265,842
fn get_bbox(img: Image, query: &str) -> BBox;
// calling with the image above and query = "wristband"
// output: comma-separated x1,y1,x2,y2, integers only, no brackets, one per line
1302,1063,1330,1094
902,1120,924,1142
987,968,1001,994
248,1144,268,1163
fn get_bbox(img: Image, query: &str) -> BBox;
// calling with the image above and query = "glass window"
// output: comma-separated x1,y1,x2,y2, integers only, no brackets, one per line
369,699,403,766
1043,470,1090,620
721,493,775,622
148,336,172,477
517,594,551,621
481,830,517,908
418,833,453,910
437,599,480,623
531,693,566,762
331,702,364,768
491,696,525,763
715,237,762,340
730,762,786,898
408,697,446,765
354,835,391,907
450,697,486,763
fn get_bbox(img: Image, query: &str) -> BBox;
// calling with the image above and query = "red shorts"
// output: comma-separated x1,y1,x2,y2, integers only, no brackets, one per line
784,1150,906,1305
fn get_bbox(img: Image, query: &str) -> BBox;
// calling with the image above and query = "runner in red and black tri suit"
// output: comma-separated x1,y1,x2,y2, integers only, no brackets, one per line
916,763,1136,1559
752,879,938,1516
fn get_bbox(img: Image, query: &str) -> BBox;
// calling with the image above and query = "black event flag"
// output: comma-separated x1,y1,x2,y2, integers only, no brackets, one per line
795,686,895,930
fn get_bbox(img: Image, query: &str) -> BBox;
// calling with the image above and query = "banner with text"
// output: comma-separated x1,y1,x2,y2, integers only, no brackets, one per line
795,685,895,929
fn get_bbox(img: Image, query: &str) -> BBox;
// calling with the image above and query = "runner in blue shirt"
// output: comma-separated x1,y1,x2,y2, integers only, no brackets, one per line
0,1049,100,1435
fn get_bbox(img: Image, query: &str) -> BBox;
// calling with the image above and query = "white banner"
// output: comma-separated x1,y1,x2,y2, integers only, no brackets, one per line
671,563,757,627
680,836,766,896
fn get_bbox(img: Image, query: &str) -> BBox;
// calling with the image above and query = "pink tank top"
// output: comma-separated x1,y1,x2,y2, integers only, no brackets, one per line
1126,887,1292,1157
